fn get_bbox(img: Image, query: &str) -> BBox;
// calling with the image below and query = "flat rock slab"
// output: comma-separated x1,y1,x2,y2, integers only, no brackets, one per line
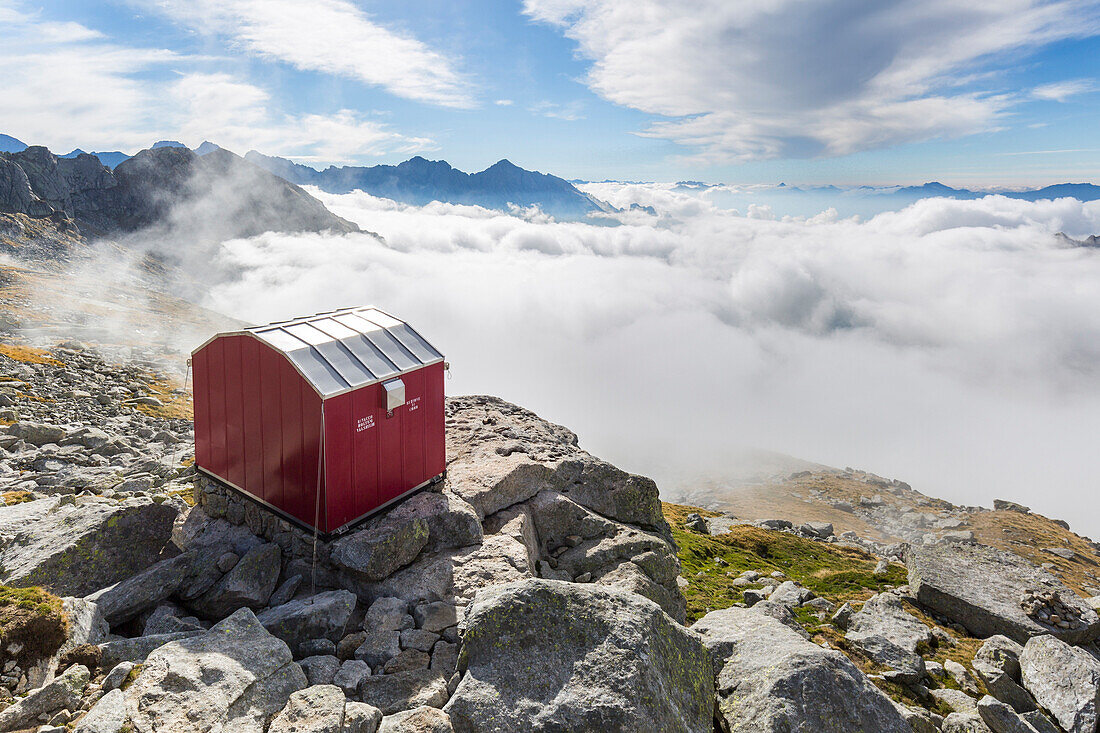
444,396,663,528
268,684,346,733
0,496,178,597
1020,634,1100,733
846,592,933,654
257,590,358,656
124,607,307,733
705,515,739,535
443,578,713,733
0,663,89,731
86,553,195,626
364,510,538,606
98,630,204,668
692,606,912,733
360,669,449,716
906,542,1100,644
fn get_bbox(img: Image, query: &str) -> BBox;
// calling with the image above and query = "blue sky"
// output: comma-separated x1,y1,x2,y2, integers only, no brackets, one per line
4,0,1100,186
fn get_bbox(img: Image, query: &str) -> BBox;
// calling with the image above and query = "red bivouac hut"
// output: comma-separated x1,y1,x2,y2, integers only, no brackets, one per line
191,306,446,536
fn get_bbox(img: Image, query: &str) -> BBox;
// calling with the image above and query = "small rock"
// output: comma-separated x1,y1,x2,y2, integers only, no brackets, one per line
977,694,1034,733
384,648,431,674
800,521,834,539
379,706,454,733
945,659,981,695
216,552,239,573
412,602,456,633
333,660,371,697
768,580,813,607
400,629,440,653
268,574,303,607
345,701,384,733
299,655,340,686
299,638,338,658
100,661,134,692
365,597,414,633
268,684,346,733
72,688,126,733
831,602,854,629
684,513,708,532
355,631,402,668
338,632,368,661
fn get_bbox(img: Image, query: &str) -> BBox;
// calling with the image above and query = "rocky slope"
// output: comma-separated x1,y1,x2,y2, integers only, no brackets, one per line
672,468,1100,596
0,337,1099,732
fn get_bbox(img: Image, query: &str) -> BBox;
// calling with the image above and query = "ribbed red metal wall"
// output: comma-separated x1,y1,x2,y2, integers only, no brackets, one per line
193,334,443,533
322,362,445,529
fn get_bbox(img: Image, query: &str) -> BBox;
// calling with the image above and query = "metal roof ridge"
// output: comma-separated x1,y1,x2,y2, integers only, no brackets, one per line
245,305,393,333
191,306,443,398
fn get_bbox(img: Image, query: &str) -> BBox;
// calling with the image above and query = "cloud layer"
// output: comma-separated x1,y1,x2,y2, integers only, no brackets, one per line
0,0,437,158
524,0,1100,161
129,0,474,108
197,188,1100,535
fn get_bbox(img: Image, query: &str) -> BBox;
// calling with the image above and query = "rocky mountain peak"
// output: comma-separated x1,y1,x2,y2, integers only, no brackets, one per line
0,142,359,250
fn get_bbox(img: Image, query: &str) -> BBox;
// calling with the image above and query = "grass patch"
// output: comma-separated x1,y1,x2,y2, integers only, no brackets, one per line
0,343,61,366
1,491,35,506
663,500,998,718
131,376,192,420
664,502,906,622
0,585,68,669
166,486,196,507
121,663,143,690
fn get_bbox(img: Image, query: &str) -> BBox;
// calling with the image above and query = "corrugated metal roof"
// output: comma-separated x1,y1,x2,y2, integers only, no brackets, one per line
196,306,443,398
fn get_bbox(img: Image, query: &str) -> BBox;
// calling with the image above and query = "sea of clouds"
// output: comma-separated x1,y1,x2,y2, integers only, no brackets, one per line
200,185,1100,534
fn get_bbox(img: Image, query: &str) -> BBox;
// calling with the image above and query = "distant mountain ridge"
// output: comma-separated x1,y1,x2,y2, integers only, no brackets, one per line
245,151,614,220
0,134,27,153
889,181,1100,203
59,148,131,169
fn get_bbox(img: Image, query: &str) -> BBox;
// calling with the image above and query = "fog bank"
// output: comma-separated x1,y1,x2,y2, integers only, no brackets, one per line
200,187,1100,535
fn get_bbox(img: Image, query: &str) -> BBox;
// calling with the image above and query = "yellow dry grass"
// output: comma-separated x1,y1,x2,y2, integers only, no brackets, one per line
0,343,61,366
131,375,193,420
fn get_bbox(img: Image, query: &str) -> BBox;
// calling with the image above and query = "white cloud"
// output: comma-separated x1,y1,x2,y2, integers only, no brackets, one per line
523,0,1100,161
0,44,179,151
129,0,475,108
0,7,433,160
0,1,168,152
1033,79,1098,102
36,20,105,43
0,0,29,23
168,73,435,161
199,188,1100,535
494,99,514,106
528,100,586,121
